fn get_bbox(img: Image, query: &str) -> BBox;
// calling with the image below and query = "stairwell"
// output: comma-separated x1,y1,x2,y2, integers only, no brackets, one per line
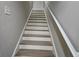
15,10,55,57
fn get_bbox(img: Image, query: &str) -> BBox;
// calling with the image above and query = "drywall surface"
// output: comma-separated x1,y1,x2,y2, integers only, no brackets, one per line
0,1,32,56
33,1,44,10
47,1,79,52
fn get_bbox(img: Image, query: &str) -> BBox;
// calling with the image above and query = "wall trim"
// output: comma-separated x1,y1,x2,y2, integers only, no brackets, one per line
45,2,79,57
11,8,33,57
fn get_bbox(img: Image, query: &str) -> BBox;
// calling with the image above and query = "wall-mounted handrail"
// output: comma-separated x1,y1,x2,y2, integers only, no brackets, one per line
44,2,79,57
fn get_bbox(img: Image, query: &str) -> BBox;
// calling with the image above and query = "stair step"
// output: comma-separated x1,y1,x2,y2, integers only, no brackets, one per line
27,23,47,26
28,20,47,23
25,26,49,31
15,49,54,57
27,25,48,27
32,12,44,14
31,14,45,15
24,31,50,36
30,16,45,17
31,11,44,12
20,40,52,46
19,45,53,51
31,14,45,16
30,15,45,17
29,18,46,20
32,10,44,11
22,37,51,41
23,34,50,37
25,29,48,31
30,17,45,18
28,21,47,23
32,11,44,12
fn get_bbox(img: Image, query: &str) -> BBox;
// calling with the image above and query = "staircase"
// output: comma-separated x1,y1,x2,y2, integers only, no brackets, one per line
15,10,55,57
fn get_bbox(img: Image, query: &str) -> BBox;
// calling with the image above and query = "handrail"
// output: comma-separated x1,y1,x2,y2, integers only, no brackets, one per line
44,2,79,57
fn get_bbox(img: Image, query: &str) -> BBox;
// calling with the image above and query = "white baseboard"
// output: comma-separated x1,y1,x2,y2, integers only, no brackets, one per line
11,8,33,57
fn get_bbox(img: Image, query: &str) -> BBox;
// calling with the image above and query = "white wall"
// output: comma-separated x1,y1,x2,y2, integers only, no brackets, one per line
47,1,79,52
0,1,32,57
33,1,44,10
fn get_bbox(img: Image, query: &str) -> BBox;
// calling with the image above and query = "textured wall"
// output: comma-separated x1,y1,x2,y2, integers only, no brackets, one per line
47,1,79,52
0,1,32,57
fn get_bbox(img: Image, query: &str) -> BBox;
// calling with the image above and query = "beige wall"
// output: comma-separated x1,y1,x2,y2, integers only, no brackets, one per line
0,1,32,57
